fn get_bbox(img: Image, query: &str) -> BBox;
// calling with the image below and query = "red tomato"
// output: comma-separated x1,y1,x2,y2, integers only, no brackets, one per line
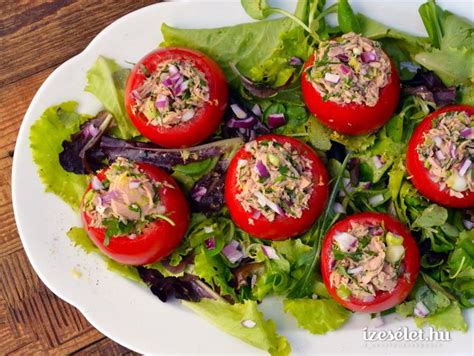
406,105,474,208
81,163,189,265
125,47,228,148
225,134,329,240
301,53,400,135
321,212,420,313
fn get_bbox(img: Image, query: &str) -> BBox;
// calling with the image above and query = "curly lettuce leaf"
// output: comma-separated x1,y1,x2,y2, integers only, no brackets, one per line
183,299,290,355
67,227,142,283
30,102,90,211
283,298,350,334
85,56,139,139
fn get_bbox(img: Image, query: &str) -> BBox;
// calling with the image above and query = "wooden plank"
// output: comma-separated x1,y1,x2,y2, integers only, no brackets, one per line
0,0,159,87
0,1,164,353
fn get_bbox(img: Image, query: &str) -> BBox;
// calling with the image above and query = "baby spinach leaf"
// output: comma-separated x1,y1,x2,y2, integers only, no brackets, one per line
337,0,361,34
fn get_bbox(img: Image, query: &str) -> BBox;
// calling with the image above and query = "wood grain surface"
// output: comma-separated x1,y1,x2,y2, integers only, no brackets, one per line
0,1,161,354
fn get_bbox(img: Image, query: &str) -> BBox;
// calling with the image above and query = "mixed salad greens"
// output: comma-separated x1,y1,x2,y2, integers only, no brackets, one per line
29,0,473,354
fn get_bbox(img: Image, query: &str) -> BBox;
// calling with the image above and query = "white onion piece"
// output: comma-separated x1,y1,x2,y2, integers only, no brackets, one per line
459,158,472,177
182,108,195,122
222,240,244,264
334,232,357,253
333,202,346,214
463,219,474,230
414,301,430,318
433,136,443,147
251,104,262,117
373,155,384,169
254,192,284,215
435,150,446,161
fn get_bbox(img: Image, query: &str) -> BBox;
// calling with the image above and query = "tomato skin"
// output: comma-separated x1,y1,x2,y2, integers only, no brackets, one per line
321,212,420,313
125,47,228,148
406,105,474,208
225,134,329,240
81,163,190,266
301,53,400,135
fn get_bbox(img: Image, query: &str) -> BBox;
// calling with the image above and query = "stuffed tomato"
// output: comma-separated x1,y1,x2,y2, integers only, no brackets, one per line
321,212,420,313
406,105,474,208
301,33,400,135
125,47,228,147
81,157,189,265
225,134,329,240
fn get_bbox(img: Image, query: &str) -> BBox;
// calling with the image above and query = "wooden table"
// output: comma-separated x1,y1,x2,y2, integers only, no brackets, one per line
0,1,161,354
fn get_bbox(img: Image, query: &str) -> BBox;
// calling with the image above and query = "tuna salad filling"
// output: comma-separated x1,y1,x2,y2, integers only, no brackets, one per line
84,157,174,245
417,111,474,198
329,222,405,301
307,32,391,107
236,140,313,223
131,60,210,127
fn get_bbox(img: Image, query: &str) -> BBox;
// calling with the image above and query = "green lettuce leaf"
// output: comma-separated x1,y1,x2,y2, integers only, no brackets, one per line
415,302,467,332
30,102,89,211
283,298,350,334
67,227,142,283
413,204,448,228
182,299,290,355
161,18,296,89
85,56,139,139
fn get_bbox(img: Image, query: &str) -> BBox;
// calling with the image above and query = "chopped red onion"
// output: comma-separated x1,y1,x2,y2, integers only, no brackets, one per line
100,190,118,205
261,245,279,260
414,301,430,318
91,176,104,191
433,136,443,147
231,104,248,119
267,113,286,129
369,194,385,206
182,109,195,122
254,191,284,215
463,219,474,230
435,150,445,161
324,72,340,84
334,232,357,253
333,202,346,214
373,155,384,169
459,158,472,176
162,77,174,88
339,64,351,75
251,104,262,117
329,257,336,271
130,89,141,101
359,181,371,190
289,56,303,66
205,237,216,250
241,319,256,328
450,143,457,159
252,210,262,219
227,116,258,129
155,95,169,109
191,186,207,202
255,160,270,178
174,80,189,96
460,127,472,138
369,225,384,236
336,53,349,62
168,64,179,75
348,266,363,275
361,51,377,63
222,240,244,264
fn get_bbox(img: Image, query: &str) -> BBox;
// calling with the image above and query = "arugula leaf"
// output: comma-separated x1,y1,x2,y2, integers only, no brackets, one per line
338,0,361,34
182,299,291,355
283,298,350,334
30,102,90,211
85,56,139,139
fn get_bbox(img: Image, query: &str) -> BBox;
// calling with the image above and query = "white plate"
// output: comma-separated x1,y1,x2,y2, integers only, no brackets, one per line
12,1,474,354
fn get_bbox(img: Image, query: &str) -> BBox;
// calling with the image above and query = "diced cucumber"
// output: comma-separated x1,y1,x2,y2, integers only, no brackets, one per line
386,232,404,246
386,245,405,264
336,284,351,299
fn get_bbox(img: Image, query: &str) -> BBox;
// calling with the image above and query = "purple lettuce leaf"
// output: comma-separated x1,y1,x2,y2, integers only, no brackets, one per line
59,111,112,174
402,70,456,107
190,162,226,214
137,267,217,302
